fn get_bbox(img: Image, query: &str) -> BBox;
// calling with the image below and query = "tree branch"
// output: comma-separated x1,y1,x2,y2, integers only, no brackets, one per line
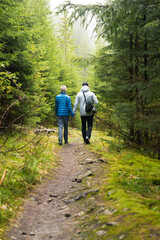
0,170,7,186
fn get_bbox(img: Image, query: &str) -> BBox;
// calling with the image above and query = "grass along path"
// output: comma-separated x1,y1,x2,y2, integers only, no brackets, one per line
83,131,160,239
0,126,61,238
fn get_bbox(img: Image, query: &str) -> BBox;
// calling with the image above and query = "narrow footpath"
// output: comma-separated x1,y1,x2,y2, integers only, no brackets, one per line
8,138,104,240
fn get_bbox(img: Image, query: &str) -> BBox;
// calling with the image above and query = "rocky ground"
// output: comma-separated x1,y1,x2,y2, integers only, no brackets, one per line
7,137,106,240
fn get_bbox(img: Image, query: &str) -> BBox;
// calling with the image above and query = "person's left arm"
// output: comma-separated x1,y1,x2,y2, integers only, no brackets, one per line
92,93,99,112
55,96,58,116
92,93,99,105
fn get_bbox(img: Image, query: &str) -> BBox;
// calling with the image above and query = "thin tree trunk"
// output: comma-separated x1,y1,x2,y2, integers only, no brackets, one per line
135,130,141,146
129,34,135,141
158,137,160,160
143,12,149,144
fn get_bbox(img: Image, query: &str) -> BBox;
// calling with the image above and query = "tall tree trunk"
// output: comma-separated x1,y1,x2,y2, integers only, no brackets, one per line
144,13,148,82
158,137,160,160
135,21,139,82
143,12,149,143
129,34,135,141
135,130,141,146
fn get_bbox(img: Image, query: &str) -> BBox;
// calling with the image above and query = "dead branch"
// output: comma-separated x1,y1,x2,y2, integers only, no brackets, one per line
5,103,40,130
0,99,20,126
0,170,7,186
0,78,29,127
31,137,50,155
35,127,55,134
0,122,24,149
0,134,38,153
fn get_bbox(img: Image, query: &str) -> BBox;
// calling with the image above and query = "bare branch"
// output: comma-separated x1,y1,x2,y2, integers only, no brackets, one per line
0,99,20,126
0,170,7,186
0,134,38,154
6,101,41,130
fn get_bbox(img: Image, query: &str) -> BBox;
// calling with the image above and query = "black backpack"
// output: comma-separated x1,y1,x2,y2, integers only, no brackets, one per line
83,92,93,113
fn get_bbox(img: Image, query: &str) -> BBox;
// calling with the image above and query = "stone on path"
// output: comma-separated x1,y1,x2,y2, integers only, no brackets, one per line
78,171,93,180
104,208,117,215
30,232,35,236
119,234,126,239
65,213,71,217
75,211,85,217
107,221,119,226
96,230,107,236
49,194,58,197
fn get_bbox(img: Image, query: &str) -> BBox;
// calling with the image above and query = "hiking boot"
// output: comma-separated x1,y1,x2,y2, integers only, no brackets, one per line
59,142,62,145
85,136,90,144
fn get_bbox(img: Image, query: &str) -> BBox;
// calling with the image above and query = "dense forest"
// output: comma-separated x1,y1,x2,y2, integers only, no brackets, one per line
58,0,160,159
0,0,83,130
0,0,160,158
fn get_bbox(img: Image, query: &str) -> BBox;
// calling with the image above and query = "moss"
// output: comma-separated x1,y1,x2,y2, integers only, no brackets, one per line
85,130,160,240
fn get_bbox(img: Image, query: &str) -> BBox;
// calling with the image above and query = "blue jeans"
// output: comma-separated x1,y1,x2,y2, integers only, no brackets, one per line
57,116,69,143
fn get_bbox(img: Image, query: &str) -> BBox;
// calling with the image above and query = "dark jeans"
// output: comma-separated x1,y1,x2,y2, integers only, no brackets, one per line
81,115,94,140
57,116,69,143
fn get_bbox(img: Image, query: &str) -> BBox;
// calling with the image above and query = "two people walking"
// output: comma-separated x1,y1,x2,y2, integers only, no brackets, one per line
55,83,98,145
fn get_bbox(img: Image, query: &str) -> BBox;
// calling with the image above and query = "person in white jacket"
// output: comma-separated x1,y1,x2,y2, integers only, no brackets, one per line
73,82,99,144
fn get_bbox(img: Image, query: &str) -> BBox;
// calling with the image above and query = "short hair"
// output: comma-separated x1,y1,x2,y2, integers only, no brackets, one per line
61,85,67,92
82,82,88,86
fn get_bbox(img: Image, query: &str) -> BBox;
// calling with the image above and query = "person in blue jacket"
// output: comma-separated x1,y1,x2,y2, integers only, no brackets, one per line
55,85,75,145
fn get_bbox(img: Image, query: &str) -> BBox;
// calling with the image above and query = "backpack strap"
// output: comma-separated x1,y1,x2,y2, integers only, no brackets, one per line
83,92,87,103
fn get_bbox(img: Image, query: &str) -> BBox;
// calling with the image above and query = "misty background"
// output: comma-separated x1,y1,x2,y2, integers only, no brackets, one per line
49,0,107,56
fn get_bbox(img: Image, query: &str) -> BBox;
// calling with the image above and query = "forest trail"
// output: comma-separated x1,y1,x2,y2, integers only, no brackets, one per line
8,137,103,240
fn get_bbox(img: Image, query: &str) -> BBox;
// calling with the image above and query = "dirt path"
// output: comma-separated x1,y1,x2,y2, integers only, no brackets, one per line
8,138,101,240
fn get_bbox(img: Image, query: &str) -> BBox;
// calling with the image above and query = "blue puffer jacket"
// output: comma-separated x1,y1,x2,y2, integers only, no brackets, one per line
55,92,74,117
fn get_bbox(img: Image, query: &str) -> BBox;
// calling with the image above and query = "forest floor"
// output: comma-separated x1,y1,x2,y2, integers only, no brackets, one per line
4,130,160,240
7,136,103,240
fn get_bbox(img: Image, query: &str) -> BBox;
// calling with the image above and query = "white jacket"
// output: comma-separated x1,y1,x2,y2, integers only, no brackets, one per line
73,86,99,116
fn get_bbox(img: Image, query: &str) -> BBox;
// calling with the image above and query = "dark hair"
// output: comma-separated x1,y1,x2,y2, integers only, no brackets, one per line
82,82,88,86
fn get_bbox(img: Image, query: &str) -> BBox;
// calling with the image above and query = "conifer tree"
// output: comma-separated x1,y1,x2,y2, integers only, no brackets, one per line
0,0,61,126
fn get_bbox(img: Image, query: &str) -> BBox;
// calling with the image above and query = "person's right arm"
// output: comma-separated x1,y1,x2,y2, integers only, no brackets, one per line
73,94,80,114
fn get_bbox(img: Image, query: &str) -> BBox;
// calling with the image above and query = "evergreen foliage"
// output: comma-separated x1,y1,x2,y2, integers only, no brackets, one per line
0,0,62,127
59,0,160,158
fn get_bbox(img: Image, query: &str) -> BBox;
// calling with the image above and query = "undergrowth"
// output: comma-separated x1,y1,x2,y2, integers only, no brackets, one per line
0,127,59,237
87,131,160,239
